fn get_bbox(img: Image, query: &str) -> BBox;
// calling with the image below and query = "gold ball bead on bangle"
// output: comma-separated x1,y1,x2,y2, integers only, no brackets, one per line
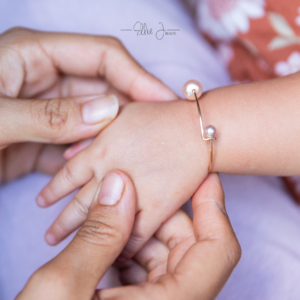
182,80,203,100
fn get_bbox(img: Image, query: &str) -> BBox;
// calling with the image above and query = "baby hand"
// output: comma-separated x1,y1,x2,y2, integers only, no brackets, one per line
37,100,210,259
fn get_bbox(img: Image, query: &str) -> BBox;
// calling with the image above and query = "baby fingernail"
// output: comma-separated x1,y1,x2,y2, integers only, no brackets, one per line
99,172,124,206
82,95,119,124
45,233,57,245
36,195,46,207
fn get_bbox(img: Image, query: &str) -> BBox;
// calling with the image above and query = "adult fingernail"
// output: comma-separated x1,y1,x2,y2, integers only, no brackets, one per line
99,171,124,206
82,95,119,124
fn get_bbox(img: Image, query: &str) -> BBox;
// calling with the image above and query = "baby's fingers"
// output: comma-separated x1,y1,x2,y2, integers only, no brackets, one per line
45,178,99,245
36,151,93,207
64,138,95,160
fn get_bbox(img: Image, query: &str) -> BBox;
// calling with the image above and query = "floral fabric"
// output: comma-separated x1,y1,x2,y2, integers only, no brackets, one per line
186,0,300,203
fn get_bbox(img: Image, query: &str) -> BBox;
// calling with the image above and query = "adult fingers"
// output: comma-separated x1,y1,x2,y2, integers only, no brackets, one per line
116,237,170,286
129,210,194,281
116,211,193,286
155,210,195,273
99,174,241,300
133,237,169,282
118,206,190,262
170,173,241,300
19,171,136,300
0,27,177,101
38,76,131,106
0,94,118,145
127,210,194,283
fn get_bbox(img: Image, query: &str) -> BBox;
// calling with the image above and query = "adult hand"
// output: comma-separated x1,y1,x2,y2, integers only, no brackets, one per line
16,170,137,300
17,172,241,300
100,173,241,300
0,27,176,182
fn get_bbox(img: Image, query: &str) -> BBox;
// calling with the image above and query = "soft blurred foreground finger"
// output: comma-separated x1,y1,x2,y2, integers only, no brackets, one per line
117,259,148,286
19,170,136,300
155,210,195,273
133,237,169,282
35,144,67,175
0,143,66,182
118,205,190,263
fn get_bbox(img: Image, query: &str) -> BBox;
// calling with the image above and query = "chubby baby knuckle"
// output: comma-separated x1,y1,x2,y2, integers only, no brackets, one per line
61,163,77,187
92,148,111,176
73,195,89,217
96,145,109,160
54,221,69,237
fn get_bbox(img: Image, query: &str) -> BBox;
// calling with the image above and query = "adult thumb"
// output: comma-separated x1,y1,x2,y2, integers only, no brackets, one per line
23,171,136,300
17,171,136,300
0,94,119,146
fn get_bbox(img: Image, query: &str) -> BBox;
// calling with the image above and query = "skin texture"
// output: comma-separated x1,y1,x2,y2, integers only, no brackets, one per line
18,173,241,300
0,27,176,182
38,100,210,260
201,71,300,176
39,70,300,260
0,27,240,300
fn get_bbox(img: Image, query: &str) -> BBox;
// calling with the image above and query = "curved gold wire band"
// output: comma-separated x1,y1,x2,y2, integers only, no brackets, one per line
193,90,216,173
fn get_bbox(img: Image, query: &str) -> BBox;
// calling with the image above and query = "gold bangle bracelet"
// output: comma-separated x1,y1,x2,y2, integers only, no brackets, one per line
183,80,216,173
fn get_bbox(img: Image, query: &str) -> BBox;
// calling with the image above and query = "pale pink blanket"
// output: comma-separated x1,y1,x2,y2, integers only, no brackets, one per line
0,1,300,299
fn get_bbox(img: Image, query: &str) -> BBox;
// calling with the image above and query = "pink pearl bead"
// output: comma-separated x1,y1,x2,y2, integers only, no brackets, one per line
205,125,216,138
182,80,203,100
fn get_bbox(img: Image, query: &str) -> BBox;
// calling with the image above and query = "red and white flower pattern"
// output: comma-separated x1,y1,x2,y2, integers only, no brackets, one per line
184,0,300,204
197,0,266,40
274,51,300,76
295,7,300,26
